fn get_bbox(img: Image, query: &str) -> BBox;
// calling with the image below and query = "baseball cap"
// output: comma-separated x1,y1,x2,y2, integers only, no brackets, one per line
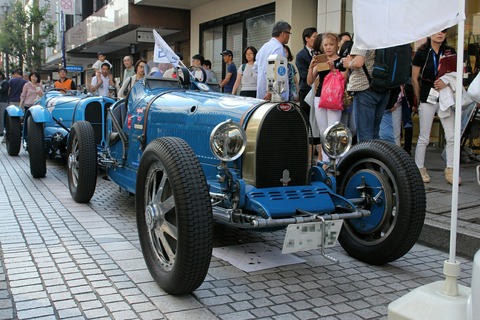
220,50,233,56
97,51,106,57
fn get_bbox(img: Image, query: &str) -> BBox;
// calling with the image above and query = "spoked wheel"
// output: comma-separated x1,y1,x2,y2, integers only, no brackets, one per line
337,140,426,265
27,116,46,178
136,137,213,295
5,114,21,156
67,121,97,203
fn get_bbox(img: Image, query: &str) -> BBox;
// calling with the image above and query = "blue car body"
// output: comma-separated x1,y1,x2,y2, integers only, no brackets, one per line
63,65,425,295
4,91,115,160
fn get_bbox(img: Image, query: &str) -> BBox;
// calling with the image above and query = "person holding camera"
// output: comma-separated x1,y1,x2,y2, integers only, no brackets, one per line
411,29,458,184
307,33,348,166
118,59,147,99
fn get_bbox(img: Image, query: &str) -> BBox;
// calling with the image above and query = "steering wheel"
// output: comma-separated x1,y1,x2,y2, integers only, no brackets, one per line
188,66,208,83
176,66,191,88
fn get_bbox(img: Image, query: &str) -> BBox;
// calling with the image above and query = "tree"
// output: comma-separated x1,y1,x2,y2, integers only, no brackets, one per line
0,0,56,72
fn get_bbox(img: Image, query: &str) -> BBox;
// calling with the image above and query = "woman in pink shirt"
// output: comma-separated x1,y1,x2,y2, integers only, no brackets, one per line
20,71,43,112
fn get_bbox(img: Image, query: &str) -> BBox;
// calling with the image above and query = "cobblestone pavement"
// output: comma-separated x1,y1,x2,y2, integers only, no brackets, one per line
0,146,474,320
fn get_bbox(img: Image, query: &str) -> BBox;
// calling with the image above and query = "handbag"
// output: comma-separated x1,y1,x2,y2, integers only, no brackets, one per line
467,72,480,103
319,70,345,110
123,77,132,97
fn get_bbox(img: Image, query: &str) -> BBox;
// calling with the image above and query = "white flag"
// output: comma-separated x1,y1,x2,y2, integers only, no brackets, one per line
352,0,464,49
153,30,180,66
59,0,75,15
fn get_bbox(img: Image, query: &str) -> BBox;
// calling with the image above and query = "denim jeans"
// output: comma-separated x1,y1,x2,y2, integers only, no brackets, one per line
379,105,402,146
353,89,389,142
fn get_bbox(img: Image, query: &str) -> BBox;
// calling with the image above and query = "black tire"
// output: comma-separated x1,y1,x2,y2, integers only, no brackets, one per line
136,137,213,295
67,121,97,203
27,116,46,178
336,140,425,265
5,114,21,156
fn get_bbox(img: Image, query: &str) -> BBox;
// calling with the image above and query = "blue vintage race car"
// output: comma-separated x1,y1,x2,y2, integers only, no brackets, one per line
3,90,115,178
65,63,426,295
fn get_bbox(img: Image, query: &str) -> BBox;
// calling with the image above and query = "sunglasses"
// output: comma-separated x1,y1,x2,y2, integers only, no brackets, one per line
441,29,448,33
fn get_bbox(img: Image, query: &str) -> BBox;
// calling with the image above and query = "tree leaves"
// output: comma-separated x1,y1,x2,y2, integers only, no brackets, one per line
0,0,56,71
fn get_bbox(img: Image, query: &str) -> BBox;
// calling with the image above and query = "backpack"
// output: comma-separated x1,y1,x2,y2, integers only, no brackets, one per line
363,44,412,93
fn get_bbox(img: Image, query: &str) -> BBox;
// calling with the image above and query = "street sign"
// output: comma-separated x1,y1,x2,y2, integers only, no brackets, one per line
65,65,83,72
137,30,155,43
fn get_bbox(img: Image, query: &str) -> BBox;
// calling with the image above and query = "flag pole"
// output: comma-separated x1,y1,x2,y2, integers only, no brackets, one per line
442,0,466,298
61,10,66,68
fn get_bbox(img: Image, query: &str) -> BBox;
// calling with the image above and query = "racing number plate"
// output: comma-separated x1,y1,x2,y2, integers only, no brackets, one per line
282,220,343,254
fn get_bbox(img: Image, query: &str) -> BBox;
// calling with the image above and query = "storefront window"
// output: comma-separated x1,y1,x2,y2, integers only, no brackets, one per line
245,13,275,54
203,26,223,77
200,4,275,79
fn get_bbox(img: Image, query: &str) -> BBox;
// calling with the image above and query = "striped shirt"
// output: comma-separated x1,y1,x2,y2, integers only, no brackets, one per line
346,48,375,92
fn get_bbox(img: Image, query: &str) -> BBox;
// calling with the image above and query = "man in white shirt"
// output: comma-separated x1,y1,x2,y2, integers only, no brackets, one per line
255,21,292,101
90,63,115,97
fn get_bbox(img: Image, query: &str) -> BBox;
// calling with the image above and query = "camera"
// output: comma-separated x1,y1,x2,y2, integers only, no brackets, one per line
334,40,353,70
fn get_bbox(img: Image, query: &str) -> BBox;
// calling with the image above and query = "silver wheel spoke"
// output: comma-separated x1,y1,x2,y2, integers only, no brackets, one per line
154,227,176,261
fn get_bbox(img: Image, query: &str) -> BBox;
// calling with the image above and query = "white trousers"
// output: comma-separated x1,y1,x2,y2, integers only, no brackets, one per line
314,96,342,162
415,101,455,168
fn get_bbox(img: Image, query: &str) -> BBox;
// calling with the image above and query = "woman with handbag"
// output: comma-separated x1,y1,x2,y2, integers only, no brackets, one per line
411,29,459,184
118,59,147,99
307,33,348,167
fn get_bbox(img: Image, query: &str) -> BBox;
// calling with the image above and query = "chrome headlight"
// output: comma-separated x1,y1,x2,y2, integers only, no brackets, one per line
210,120,247,162
321,122,352,159
272,80,286,94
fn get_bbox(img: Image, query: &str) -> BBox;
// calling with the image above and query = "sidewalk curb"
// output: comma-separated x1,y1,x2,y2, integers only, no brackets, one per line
419,221,480,260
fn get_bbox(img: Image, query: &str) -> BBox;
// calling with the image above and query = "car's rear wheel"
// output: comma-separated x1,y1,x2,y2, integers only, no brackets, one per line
136,137,213,295
337,140,425,265
67,121,97,203
27,116,46,178
5,114,21,156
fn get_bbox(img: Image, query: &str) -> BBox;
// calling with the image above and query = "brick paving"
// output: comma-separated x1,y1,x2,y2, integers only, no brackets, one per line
0,146,476,320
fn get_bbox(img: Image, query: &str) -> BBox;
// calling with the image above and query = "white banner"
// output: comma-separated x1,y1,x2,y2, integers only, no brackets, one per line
153,30,180,66
352,0,464,49
59,0,75,15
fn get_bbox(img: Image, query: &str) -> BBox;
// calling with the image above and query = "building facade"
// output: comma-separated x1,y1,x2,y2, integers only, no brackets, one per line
2,0,478,88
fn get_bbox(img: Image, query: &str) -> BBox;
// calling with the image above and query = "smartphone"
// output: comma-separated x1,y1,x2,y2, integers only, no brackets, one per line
316,54,329,72
315,54,328,63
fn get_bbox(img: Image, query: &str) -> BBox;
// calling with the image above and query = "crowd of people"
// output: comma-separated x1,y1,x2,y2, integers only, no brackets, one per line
1,22,472,186
219,21,468,186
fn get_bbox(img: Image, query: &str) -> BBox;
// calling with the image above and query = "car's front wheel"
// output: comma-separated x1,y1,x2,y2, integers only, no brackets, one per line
67,121,97,203
27,116,46,178
5,114,21,156
136,137,213,295
337,140,426,265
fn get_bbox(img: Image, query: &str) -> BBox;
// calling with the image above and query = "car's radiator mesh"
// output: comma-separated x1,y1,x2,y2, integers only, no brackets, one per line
85,101,111,145
255,106,309,188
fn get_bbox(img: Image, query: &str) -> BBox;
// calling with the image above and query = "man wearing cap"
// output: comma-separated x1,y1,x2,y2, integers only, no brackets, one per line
254,21,292,101
219,50,237,94
92,51,112,72
54,68,77,92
